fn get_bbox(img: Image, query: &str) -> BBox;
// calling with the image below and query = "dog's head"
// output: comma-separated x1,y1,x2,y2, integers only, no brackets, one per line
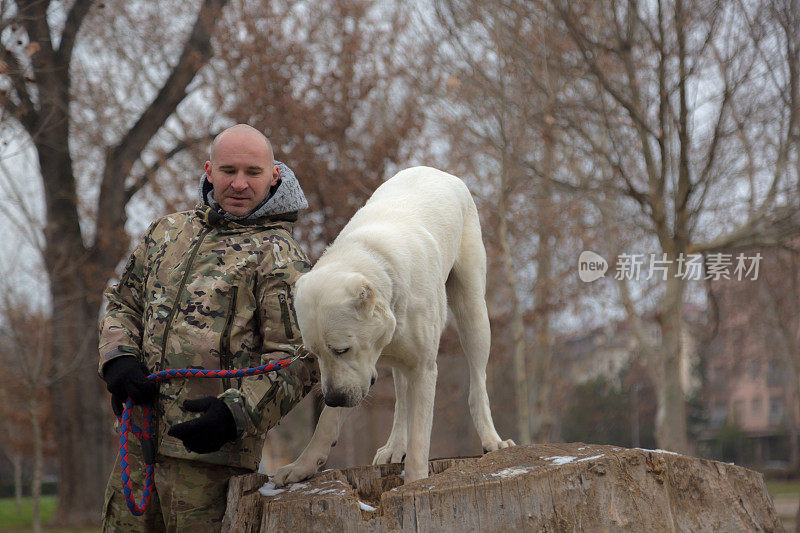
295,268,396,408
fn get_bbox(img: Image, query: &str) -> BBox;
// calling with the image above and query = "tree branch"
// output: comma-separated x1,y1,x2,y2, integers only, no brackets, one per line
104,0,227,182
0,44,36,132
674,0,691,247
124,132,216,202
690,206,800,254
18,0,55,73
554,3,658,139
92,0,228,269
57,0,93,63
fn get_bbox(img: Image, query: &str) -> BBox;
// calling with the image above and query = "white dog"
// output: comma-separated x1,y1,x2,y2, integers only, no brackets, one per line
272,166,514,486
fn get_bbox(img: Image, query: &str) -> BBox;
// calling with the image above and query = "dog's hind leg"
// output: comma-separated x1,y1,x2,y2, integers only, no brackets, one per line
446,204,515,453
373,368,408,464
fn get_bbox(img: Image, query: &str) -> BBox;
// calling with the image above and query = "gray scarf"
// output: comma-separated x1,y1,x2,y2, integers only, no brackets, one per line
199,161,309,221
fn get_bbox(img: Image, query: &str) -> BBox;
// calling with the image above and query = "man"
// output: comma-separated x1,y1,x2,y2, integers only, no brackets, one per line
98,124,319,531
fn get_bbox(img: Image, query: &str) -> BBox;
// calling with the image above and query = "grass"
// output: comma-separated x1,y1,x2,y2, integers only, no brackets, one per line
0,496,96,532
767,479,800,497
0,482,792,530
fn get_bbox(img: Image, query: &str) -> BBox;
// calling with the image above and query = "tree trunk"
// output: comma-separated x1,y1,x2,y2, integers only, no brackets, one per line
224,444,782,532
29,389,42,533
31,81,115,524
47,273,111,526
653,273,690,454
12,453,22,515
497,166,530,445
530,127,555,443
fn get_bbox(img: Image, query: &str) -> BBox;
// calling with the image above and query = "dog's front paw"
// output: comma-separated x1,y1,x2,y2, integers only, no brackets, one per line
482,438,515,453
372,442,406,465
272,459,319,487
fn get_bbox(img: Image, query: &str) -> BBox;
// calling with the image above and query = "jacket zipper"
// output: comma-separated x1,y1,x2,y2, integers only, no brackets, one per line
220,286,238,390
278,291,294,339
159,226,212,369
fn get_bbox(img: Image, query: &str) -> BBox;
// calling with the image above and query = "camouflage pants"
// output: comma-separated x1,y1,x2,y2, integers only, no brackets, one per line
102,451,249,532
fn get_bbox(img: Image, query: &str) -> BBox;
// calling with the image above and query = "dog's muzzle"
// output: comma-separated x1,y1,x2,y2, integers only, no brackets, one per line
323,384,368,408
324,390,350,407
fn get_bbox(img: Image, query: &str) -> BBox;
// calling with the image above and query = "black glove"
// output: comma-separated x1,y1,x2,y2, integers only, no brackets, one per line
167,397,237,454
102,356,158,417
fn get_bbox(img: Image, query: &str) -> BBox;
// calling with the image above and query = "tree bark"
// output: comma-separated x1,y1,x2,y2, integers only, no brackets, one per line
47,273,110,525
35,113,113,524
29,389,42,533
498,152,530,445
37,124,115,525
224,444,782,532
530,126,555,443
653,272,690,454
12,453,22,515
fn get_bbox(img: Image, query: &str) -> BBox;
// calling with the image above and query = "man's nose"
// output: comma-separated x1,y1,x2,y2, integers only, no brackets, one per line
231,172,248,190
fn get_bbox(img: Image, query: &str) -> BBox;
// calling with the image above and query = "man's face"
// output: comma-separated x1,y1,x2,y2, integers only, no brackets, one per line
204,131,280,217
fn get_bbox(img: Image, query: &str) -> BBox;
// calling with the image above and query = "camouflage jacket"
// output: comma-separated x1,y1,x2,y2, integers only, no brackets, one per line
98,204,319,470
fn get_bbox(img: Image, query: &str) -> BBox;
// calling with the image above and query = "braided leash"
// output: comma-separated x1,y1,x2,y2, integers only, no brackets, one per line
116,356,298,516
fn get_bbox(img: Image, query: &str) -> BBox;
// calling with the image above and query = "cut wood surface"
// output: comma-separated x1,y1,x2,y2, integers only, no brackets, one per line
223,443,782,532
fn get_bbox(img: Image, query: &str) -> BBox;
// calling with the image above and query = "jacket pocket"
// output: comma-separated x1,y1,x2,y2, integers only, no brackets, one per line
277,289,294,340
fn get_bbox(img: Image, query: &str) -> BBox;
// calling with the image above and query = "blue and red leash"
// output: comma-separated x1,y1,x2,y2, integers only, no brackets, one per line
116,356,298,516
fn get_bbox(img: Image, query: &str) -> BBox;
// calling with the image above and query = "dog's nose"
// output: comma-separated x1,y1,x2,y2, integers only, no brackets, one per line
324,391,349,407
370,375,376,387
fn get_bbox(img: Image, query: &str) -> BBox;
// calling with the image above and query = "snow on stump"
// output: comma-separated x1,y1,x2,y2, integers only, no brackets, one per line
222,443,782,532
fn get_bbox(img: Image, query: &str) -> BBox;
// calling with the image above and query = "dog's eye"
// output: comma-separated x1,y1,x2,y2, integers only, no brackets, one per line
329,346,350,356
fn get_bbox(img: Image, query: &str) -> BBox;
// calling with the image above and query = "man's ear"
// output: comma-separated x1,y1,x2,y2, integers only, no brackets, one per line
205,161,213,183
271,164,280,186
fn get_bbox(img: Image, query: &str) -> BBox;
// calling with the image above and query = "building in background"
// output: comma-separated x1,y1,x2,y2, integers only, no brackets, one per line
699,252,800,468
548,315,701,449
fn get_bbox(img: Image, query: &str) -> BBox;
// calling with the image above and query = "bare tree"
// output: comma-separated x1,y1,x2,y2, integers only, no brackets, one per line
0,384,25,515
429,0,589,444
431,0,800,454
542,0,800,452
0,293,59,533
0,0,228,524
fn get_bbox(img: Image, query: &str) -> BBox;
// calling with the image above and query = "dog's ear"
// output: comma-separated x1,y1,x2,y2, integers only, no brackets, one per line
345,273,376,318
356,281,376,318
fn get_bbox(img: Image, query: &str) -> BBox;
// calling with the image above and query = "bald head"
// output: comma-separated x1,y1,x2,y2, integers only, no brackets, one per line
210,124,273,163
204,124,280,216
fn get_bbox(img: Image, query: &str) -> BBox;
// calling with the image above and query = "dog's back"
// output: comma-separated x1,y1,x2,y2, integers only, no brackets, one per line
366,166,471,209
332,166,478,281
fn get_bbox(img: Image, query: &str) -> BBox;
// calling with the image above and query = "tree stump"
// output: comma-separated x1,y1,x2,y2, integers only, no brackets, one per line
223,443,782,532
